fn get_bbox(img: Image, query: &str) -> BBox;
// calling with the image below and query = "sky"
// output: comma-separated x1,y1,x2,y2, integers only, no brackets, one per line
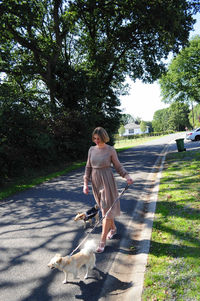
119,13,200,122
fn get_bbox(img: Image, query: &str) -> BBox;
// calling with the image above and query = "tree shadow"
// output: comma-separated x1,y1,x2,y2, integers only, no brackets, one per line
11,267,133,301
73,268,133,301
1,140,189,300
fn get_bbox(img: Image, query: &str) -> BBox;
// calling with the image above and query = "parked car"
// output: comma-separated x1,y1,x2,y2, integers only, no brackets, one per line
186,127,200,141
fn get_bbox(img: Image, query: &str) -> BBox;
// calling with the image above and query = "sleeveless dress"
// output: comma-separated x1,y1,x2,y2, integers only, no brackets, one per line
84,144,128,218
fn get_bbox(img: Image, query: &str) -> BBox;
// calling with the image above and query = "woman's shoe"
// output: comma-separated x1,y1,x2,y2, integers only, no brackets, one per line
107,228,117,240
96,241,106,253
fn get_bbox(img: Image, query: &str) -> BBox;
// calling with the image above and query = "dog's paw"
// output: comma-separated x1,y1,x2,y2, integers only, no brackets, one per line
62,280,67,284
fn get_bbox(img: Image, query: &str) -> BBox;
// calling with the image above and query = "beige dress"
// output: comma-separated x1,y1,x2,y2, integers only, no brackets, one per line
84,144,128,218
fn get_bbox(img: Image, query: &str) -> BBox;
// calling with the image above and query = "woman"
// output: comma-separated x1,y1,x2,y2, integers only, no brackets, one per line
83,127,133,253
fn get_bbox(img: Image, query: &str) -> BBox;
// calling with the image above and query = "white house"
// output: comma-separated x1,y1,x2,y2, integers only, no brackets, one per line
123,122,149,136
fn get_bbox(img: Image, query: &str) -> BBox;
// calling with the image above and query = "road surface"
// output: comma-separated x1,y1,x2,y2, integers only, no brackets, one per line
0,133,198,301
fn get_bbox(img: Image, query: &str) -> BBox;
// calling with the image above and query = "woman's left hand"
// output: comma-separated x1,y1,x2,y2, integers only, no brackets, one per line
125,175,133,185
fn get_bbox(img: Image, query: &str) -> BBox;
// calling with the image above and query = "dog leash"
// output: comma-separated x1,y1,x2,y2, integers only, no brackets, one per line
69,183,130,257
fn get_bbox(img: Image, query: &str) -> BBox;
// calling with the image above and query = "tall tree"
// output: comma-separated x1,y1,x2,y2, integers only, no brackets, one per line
140,121,147,133
120,114,135,125
1,0,198,112
168,101,190,131
152,102,190,132
0,0,199,180
152,108,170,132
159,35,200,105
188,103,200,128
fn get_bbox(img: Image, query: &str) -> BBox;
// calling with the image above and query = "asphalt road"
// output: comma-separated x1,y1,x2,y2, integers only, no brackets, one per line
0,133,199,301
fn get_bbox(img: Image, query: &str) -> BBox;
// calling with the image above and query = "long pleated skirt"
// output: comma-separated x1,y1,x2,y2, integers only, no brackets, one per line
91,167,120,219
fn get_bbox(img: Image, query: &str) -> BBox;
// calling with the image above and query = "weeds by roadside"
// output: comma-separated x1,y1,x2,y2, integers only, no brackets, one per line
142,150,200,301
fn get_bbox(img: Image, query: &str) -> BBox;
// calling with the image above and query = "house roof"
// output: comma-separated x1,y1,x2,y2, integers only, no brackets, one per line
124,122,140,129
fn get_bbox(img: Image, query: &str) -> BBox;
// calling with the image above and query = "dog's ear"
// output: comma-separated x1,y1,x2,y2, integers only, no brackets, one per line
56,257,62,263
78,213,85,218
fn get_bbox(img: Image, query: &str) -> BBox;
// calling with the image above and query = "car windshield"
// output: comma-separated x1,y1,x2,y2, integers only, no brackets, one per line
195,128,200,132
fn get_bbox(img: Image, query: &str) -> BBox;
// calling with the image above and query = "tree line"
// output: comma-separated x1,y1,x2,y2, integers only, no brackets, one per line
124,35,200,134
0,0,199,184
154,35,200,132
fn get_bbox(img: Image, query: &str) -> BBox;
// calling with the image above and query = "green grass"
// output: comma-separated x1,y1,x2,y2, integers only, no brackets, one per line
114,135,163,151
0,135,163,201
142,150,200,301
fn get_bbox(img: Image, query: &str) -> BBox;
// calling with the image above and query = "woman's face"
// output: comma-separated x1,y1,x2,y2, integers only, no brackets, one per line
93,134,103,146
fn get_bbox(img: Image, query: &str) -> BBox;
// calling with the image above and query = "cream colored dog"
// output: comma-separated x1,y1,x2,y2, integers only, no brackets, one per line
47,240,96,283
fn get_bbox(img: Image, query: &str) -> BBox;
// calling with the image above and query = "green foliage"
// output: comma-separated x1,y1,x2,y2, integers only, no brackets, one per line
145,121,153,133
1,0,197,100
152,108,170,132
168,101,190,131
152,102,190,132
159,35,200,104
118,125,125,136
0,0,198,183
134,117,142,125
189,103,200,128
120,114,135,126
140,121,147,133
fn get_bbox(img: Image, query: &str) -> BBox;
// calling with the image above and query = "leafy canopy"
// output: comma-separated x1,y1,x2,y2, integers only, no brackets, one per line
159,35,200,104
0,0,198,102
152,102,190,132
0,0,199,182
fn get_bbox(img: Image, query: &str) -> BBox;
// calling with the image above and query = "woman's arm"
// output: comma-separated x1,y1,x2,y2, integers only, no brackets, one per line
111,147,133,184
83,148,92,194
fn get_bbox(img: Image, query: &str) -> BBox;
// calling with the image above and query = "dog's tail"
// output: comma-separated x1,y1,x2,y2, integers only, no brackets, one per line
81,240,96,255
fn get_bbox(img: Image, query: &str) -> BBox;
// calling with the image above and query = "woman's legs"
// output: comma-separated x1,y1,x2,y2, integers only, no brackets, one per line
96,207,118,252
101,218,112,243
100,217,117,242
96,218,111,253
110,219,116,231
100,207,117,242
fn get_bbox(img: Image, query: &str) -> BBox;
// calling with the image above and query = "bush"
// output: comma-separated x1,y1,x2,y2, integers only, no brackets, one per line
0,104,92,184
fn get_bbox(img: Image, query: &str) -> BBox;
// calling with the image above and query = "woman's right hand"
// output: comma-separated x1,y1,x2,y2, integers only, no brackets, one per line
83,184,89,194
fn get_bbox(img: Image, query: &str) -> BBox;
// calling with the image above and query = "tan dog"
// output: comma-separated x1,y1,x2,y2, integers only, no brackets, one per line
74,204,99,228
47,240,96,283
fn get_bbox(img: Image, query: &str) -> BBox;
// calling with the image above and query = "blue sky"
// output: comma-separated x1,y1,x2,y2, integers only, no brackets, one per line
119,13,200,122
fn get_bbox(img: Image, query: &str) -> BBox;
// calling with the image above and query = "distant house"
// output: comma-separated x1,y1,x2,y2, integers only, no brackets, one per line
123,122,149,136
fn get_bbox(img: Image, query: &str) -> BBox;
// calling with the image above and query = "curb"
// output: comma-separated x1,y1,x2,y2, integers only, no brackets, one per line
99,143,170,300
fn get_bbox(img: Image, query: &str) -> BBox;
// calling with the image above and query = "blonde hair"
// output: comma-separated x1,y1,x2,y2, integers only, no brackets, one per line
92,127,110,143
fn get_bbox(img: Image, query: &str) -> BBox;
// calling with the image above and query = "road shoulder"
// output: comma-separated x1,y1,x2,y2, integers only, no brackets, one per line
99,144,169,300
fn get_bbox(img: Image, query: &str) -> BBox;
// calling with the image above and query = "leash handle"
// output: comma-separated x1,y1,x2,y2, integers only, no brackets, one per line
69,183,130,257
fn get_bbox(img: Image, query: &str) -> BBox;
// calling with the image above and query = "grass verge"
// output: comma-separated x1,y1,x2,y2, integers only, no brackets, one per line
114,135,163,151
142,150,200,301
0,135,164,201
